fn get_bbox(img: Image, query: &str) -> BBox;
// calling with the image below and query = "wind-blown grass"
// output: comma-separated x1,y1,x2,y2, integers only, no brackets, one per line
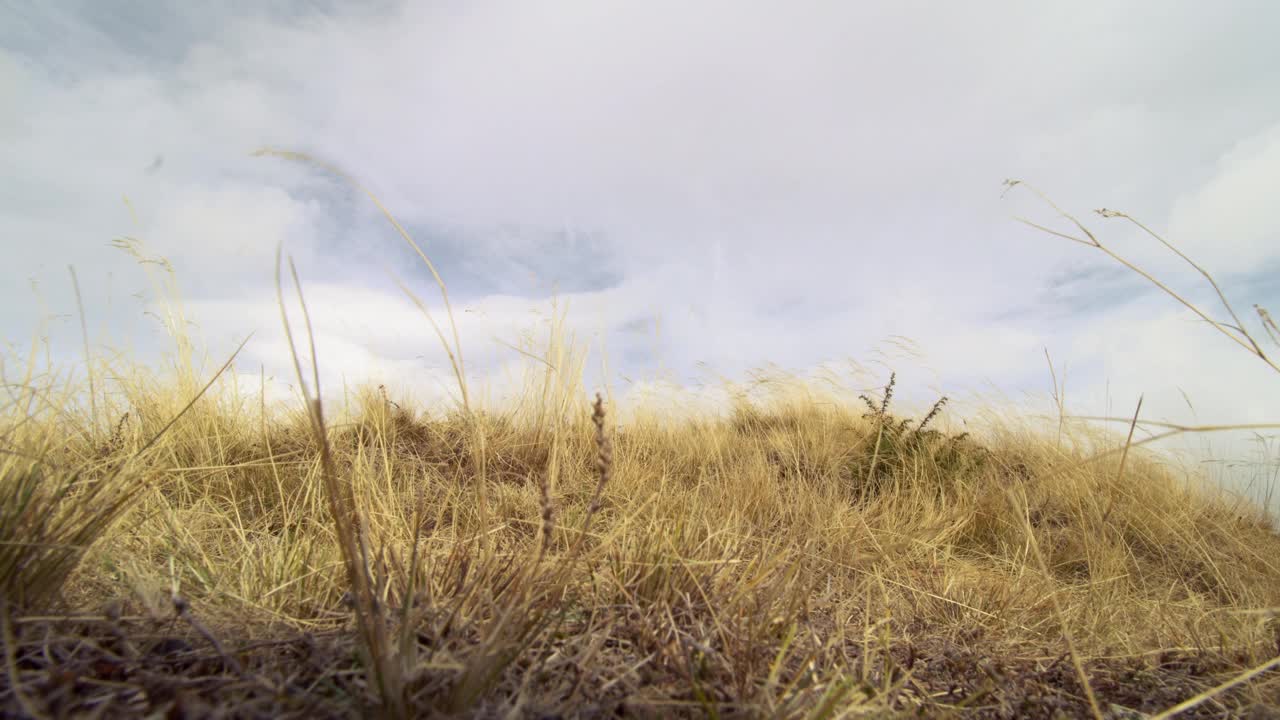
1,172,1278,717
4,346,1279,718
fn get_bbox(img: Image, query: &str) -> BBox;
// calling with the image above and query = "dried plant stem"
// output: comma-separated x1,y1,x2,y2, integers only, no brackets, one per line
252,147,492,550
571,393,613,559
252,148,470,411
1044,347,1066,450
68,266,96,445
1005,179,1280,375
275,246,404,717
1150,654,1280,720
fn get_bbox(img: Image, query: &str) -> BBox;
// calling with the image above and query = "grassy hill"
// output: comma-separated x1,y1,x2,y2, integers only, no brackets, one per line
4,178,1280,717
3,333,1279,718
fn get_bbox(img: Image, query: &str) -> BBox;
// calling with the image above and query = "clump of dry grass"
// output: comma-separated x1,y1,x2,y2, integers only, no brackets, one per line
3,170,1280,717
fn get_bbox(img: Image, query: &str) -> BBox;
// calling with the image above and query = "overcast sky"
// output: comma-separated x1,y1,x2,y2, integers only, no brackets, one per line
3,1,1279,509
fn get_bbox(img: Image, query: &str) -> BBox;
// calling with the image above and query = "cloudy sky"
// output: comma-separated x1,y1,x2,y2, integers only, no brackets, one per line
3,1,1279,508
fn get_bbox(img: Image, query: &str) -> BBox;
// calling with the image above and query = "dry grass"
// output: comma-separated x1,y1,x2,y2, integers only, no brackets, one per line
2,171,1280,718
4,354,1279,718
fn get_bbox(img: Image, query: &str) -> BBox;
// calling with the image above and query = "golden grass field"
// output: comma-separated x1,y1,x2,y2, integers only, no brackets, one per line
3,172,1280,718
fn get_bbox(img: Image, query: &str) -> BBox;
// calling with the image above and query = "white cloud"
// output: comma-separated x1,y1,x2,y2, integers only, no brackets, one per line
146,185,323,268
1065,298,1280,426
1168,122,1280,274
5,1,1280,512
